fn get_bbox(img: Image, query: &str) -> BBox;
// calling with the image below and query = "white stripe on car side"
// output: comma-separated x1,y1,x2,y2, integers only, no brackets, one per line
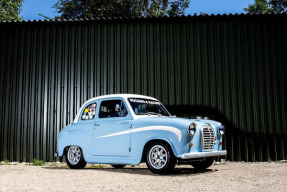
96,126,182,142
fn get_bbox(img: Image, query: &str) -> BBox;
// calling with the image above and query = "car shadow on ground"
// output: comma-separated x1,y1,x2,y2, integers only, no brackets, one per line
41,167,69,170
41,166,217,176
91,167,216,176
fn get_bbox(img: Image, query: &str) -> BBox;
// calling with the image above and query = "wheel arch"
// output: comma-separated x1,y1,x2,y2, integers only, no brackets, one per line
63,146,70,156
141,138,177,163
57,129,90,158
62,145,87,159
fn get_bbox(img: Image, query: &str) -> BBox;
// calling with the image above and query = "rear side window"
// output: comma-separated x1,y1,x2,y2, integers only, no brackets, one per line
81,103,97,120
99,100,128,118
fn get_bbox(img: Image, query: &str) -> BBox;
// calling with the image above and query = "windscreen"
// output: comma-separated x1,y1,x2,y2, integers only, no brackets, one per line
128,98,170,116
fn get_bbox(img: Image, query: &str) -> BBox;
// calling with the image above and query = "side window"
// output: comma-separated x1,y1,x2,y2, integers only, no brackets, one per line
81,103,97,120
99,100,128,118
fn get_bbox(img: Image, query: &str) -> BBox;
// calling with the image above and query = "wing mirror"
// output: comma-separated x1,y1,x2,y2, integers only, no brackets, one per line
115,104,120,112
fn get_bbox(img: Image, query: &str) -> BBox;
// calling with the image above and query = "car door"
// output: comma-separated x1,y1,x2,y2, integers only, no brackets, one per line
74,101,98,157
93,98,132,156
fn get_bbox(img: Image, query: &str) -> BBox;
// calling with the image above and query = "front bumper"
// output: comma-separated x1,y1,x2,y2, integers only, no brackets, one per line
180,150,227,159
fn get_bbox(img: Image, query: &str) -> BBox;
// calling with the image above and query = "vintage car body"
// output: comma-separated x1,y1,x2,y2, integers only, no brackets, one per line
56,94,227,173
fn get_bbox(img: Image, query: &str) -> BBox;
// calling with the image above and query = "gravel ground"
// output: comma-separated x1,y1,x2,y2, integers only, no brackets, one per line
0,161,286,192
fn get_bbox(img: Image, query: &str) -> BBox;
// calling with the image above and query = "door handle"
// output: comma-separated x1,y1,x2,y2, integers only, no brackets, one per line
94,123,100,126
121,121,132,128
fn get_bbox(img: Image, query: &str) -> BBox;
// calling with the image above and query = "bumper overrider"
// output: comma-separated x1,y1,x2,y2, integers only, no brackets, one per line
180,150,227,159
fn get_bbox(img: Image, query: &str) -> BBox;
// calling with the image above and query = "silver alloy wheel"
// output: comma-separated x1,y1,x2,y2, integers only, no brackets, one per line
67,146,81,165
148,145,168,169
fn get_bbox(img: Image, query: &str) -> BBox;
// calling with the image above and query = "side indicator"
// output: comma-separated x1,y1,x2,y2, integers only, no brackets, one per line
219,142,223,145
189,142,194,147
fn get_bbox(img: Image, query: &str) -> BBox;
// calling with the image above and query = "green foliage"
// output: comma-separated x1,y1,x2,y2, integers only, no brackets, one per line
199,12,207,16
0,0,23,21
269,0,287,13
0,159,10,165
244,0,272,14
31,159,45,166
53,0,190,19
4,159,10,164
244,0,287,14
88,164,104,168
38,13,51,20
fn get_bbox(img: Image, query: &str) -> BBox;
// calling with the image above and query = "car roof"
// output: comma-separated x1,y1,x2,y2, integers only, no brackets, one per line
73,94,158,123
85,94,158,103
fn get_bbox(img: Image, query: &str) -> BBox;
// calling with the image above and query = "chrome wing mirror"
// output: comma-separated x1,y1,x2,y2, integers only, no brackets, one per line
115,104,120,112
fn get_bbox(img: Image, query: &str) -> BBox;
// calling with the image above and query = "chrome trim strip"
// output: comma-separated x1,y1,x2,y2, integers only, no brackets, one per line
180,150,227,159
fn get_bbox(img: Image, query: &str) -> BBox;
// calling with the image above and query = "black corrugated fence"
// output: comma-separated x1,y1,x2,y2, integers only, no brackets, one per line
0,14,287,162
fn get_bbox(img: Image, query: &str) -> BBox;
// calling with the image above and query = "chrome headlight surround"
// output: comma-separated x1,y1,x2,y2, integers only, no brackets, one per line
188,123,196,136
218,123,225,136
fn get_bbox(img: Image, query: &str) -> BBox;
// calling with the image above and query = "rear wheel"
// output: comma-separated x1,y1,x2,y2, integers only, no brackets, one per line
65,146,87,169
111,164,126,169
191,157,214,170
146,142,176,174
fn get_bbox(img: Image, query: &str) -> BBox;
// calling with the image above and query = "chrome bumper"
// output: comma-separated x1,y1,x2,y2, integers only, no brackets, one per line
180,150,227,159
54,152,58,157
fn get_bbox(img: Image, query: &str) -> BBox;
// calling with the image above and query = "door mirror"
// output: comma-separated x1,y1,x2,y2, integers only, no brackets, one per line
115,104,120,112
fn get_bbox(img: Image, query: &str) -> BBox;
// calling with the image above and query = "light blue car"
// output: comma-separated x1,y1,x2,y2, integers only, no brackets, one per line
55,94,227,174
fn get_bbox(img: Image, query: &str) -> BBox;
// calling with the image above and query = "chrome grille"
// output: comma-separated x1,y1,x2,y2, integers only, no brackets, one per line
201,126,215,151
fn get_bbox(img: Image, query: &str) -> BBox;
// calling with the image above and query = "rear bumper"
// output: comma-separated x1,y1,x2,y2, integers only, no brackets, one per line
180,150,227,159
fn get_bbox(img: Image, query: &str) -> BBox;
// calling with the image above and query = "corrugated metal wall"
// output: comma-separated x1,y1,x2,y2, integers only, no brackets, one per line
0,15,287,162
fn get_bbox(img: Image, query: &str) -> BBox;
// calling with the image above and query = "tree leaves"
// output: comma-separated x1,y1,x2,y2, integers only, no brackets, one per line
244,0,287,14
53,0,190,19
269,0,287,13
0,0,23,21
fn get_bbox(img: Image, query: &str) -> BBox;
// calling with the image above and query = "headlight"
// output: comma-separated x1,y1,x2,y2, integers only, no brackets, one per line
218,124,225,136
188,123,196,136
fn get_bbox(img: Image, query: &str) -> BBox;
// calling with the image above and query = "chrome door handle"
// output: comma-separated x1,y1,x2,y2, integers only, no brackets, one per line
121,121,132,128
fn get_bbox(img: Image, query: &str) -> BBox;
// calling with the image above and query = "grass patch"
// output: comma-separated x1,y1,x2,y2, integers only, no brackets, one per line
0,159,10,165
48,162,57,167
88,164,104,168
268,157,272,163
31,159,45,166
60,164,69,168
44,162,69,168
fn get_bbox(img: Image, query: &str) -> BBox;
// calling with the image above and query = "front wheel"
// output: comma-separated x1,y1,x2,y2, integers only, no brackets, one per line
146,142,176,174
65,146,87,169
191,157,214,170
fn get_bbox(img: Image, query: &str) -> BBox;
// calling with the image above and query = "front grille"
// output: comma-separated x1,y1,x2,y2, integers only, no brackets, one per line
201,126,215,151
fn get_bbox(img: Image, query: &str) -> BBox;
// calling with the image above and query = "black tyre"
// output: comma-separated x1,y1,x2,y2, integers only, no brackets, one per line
111,164,126,169
65,146,87,169
191,157,214,170
146,142,176,174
